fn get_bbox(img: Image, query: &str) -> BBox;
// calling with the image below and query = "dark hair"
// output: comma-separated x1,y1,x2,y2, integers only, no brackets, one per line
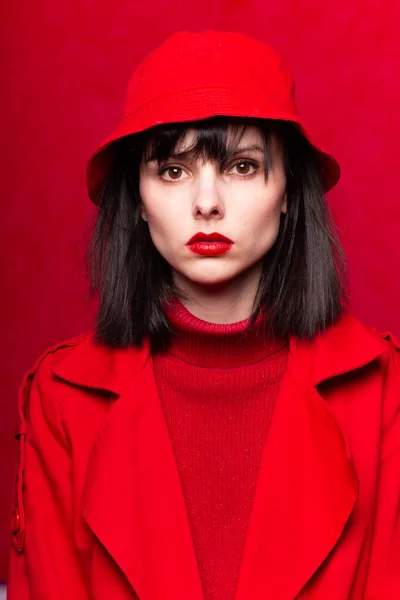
86,116,348,351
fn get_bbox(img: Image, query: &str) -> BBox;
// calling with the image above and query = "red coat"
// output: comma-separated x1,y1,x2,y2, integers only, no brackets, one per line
7,310,400,599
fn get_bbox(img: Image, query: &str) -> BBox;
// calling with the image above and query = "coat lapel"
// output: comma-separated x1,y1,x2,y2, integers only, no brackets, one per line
52,311,388,600
235,311,388,600
52,336,204,600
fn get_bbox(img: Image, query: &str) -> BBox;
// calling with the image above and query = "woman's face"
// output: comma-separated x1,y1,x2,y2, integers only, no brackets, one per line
139,124,287,289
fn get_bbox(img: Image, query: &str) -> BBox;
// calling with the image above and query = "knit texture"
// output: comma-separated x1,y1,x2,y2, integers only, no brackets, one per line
151,297,289,600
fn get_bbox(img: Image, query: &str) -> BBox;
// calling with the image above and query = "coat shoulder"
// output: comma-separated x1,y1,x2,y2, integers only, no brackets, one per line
21,330,94,386
366,326,400,363
339,310,400,361
337,311,400,352
17,330,96,425
366,326,400,432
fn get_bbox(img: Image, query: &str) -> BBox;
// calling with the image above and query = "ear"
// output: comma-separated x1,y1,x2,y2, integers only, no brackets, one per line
281,192,288,214
140,204,148,222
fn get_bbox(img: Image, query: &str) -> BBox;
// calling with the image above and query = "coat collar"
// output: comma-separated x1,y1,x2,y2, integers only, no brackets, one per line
51,310,387,600
52,309,387,394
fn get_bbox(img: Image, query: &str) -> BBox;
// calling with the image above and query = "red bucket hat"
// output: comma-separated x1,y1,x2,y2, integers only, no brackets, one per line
86,30,340,204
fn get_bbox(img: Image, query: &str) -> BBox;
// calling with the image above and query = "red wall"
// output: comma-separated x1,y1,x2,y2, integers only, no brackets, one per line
2,0,400,579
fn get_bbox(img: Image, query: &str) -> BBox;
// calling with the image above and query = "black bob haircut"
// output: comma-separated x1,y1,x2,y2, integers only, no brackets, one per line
86,116,348,352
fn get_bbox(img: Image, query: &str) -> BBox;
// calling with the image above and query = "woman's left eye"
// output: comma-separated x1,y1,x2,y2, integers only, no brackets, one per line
229,160,259,176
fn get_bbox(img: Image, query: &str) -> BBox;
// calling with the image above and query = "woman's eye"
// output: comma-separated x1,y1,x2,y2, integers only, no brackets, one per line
229,160,259,176
157,160,259,181
158,166,188,181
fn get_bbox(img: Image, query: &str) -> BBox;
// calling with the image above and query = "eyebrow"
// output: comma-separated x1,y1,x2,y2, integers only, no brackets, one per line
144,144,265,164
229,144,265,155
170,144,265,158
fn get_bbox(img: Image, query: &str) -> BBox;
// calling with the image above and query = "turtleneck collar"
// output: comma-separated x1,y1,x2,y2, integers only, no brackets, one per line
161,296,289,369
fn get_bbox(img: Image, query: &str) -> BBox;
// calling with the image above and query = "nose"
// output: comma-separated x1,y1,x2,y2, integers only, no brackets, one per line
192,165,225,220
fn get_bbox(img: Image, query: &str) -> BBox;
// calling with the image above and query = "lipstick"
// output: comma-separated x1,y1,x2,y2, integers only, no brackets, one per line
186,232,234,256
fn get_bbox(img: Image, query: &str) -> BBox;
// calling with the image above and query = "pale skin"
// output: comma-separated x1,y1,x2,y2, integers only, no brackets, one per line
139,125,287,324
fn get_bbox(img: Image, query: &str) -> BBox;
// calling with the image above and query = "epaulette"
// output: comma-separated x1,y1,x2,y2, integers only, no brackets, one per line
369,327,400,351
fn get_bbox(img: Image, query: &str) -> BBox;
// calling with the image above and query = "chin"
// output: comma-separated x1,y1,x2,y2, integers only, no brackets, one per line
182,265,243,287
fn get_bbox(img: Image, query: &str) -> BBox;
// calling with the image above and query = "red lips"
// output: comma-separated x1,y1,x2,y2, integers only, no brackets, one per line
187,232,233,244
186,232,234,256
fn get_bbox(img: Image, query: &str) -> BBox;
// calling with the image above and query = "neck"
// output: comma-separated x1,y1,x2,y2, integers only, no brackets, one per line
160,295,288,368
172,262,262,323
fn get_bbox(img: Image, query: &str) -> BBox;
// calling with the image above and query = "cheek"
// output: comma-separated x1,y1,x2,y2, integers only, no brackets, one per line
146,207,179,246
140,181,168,229
140,195,183,257
242,195,284,240
140,179,184,226
236,198,285,264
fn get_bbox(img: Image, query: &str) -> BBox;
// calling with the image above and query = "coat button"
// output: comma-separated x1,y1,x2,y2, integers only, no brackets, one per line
11,507,21,535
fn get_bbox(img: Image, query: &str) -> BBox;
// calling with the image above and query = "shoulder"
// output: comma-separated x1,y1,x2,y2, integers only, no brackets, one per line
20,330,94,389
367,326,400,371
304,310,400,387
359,323,400,439
18,329,149,420
331,309,400,364
17,330,95,423
353,315,400,382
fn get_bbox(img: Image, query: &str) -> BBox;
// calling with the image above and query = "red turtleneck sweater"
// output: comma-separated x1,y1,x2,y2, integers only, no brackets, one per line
151,298,289,600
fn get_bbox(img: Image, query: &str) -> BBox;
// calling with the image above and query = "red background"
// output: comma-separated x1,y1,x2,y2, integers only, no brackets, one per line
1,0,400,580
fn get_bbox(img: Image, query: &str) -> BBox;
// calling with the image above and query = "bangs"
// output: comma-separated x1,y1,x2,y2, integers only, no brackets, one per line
139,116,272,174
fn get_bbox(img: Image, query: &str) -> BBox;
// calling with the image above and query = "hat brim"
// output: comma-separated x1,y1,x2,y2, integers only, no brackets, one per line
86,87,340,204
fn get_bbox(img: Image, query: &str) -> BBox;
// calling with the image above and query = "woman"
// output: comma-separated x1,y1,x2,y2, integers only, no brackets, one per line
8,30,400,600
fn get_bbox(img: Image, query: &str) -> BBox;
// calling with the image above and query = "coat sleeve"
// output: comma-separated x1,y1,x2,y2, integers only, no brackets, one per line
7,341,89,600
364,331,400,598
